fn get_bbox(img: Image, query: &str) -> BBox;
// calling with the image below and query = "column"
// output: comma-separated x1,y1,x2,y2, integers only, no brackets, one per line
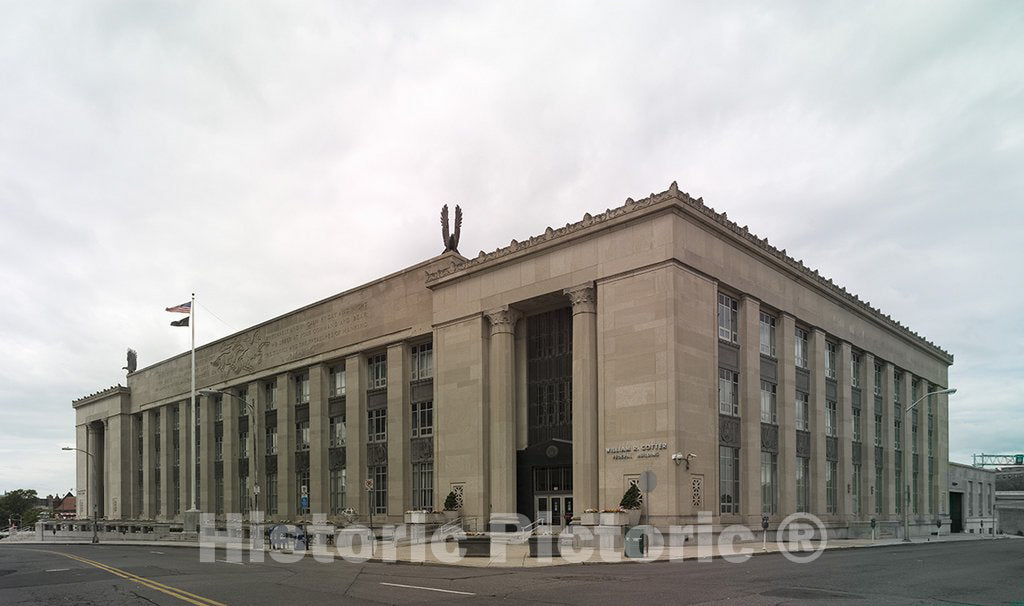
810,329,827,515
838,342,854,517
249,381,264,515
565,284,599,514
937,388,950,517
178,400,193,516
485,306,522,517
387,344,410,517
899,370,912,521
882,362,897,519
916,379,929,516
278,375,296,518
778,314,797,515
105,414,131,520
310,365,330,515
199,394,215,513
515,325,529,451
223,392,240,515
75,424,88,519
141,415,156,519
862,353,878,518
158,408,173,520
739,296,761,523
345,355,367,516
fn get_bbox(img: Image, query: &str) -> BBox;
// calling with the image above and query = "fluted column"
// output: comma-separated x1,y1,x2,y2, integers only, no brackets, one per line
565,283,599,514
739,296,761,523
485,306,522,517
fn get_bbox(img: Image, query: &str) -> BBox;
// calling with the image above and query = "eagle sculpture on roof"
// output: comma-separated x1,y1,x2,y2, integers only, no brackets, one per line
441,204,462,253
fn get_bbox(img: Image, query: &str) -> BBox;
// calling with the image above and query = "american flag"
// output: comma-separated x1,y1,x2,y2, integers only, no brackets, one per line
165,301,191,313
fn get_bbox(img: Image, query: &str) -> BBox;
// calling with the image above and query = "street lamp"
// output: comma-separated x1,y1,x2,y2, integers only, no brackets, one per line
61,447,99,544
198,389,260,516
903,387,956,543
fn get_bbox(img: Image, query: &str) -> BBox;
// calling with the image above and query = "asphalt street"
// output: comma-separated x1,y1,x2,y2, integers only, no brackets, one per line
1,539,1021,605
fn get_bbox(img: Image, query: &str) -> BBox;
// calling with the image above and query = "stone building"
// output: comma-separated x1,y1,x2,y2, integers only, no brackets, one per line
947,462,997,534
72,183,953,537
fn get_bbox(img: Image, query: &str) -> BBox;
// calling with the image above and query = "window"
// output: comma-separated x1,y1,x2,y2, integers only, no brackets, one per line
214,397,223,422
296,420,310,451
368,408,387,443
297,470,310,514
895,465,903,514
370,465,387,515
912,471,919,513
796,456,810,512
239,472,249,511
330,415,346,448
852,464,862,515
719,369,739,416
894,372,903,404
796,392,809,431
911,409,919,454
894,404,902,450
853,407,862,442
761,452,777,515
411,342,433,380
266,426,278,455
827,461,838,513
719,446,740,514
368,353,387,389
874,363,882,396
266,472,278,515
155,472,161,513
759,312,776,357
411,401,433,437
295,373,310,405
795,328,808,368
172,406,180,430
330,468,346,514
239,430,248,458
826,400,837,437
875,464,884,514
265,379,277,411
851,352,861,388
968,481,973,516
875,405,883,447
825,341,837,379
717,294,738,343
330,365,346,397
760,381,777,424
412,462,433,510
215,475,224,514
215,433,223,462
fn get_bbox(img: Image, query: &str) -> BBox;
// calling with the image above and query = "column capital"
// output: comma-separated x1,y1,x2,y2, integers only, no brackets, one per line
485,306,522,336
563,283,596,314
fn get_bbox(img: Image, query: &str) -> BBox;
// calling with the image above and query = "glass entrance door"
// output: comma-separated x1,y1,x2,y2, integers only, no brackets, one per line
535,494,573,526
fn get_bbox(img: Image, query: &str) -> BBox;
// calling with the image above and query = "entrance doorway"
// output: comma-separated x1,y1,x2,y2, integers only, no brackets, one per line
535,494,573,527
950,492,963,533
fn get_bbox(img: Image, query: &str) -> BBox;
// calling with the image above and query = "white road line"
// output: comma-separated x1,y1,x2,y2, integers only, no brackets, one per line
217,559,244,565
380,582,475,596
149,551,164,555
45,568,70,572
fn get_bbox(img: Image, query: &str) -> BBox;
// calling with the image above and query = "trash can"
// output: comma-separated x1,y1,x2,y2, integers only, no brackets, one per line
624,532,646,558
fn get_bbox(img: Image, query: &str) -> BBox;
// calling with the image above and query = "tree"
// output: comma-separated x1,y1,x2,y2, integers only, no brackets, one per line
619,484,642,511
0,489,41,528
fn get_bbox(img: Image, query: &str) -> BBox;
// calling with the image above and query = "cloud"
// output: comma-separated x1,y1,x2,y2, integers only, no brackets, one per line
0,1,1021,495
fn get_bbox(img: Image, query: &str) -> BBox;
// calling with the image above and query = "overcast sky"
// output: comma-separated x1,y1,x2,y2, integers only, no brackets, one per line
1,1,1021,497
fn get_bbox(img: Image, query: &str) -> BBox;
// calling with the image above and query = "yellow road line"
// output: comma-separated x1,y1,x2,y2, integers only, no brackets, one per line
37,549,226,606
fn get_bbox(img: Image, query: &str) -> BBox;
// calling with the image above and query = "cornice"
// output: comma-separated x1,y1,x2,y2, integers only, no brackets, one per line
425,181,952,364
72,384,130,408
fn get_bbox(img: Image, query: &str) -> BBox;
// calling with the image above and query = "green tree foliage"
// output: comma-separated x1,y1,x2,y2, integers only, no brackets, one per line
619,484,642,510
443,490,460,511
1,489,41,528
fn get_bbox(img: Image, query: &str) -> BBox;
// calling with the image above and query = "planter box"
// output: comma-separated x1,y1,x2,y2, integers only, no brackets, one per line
528,536,560,557
626,509,641,526
457,536,492,557
407,512,443,524
443,510,461,522
580,512,601,526
599,512,627,526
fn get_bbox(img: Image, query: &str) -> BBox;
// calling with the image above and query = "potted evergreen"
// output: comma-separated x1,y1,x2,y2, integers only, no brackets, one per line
620,484,643,526
443,490,461,521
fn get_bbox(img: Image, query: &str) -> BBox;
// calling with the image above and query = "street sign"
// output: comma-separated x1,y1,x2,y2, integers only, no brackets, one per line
365,479,374,491
638,470,657,493
300,495,309,509
301,485,308,496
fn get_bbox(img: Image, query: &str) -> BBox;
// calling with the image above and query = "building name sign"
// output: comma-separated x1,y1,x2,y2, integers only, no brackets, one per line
605,442,668,460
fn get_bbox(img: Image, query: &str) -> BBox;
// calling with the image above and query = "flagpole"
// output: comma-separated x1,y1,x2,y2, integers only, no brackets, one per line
190,292,196,512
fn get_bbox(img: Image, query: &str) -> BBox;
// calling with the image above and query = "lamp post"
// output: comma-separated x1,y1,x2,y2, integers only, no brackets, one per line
903,387,956,543
61,447,99,544
198,389,260,516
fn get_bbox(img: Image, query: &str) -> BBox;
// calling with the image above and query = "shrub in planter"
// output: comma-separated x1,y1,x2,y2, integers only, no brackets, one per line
619,484,642,525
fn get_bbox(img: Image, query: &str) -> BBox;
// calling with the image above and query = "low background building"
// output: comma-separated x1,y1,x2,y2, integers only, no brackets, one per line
948,462,996,534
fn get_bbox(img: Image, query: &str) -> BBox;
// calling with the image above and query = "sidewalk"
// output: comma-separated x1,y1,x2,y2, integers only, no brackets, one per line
3,531,1015,568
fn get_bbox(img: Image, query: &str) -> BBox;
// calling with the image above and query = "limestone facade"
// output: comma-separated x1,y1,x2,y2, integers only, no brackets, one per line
72,183,953,534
